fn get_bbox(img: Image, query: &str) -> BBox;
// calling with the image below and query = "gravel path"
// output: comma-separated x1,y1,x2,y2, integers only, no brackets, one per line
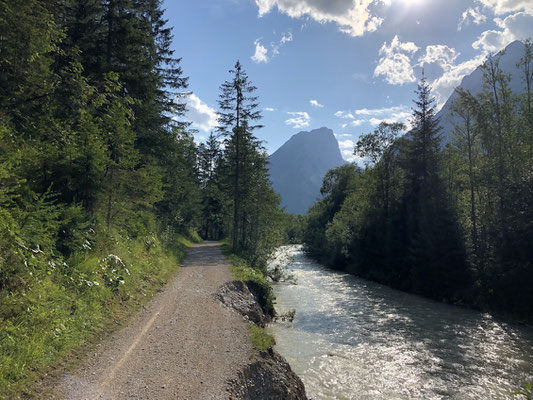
59,242,252,400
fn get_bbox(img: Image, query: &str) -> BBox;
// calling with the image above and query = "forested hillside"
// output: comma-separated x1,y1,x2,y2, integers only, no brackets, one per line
0,1,283,396
304,43,533,319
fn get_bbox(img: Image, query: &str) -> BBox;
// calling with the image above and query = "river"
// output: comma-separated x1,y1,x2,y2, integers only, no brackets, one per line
268,245,533,400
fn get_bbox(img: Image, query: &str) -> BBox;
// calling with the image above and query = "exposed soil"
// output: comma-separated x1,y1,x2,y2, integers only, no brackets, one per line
58,242,253,400
216,281,270,327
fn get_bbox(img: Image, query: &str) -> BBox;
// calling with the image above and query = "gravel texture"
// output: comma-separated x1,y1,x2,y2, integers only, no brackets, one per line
59,242,253,400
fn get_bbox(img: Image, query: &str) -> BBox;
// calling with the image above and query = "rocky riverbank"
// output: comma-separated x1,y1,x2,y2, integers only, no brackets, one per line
216,280,307,400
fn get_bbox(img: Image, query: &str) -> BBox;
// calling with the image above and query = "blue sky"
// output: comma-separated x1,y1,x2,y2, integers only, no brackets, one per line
164,0,533,161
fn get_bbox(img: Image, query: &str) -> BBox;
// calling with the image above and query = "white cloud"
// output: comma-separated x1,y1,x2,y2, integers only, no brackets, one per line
368,118,385,126
285,111,310,128
334,110,355,119
475,0,533,15
252,39,269,63
458,7,487,30
430,54,487,107
356,105,411,125
338,139,355,149
342,149,361,163
418,45,460,71
374,35,419,85
264,107,276,112
272,31,293,56
310,99,324,108
252,31,294,63
414,43,489,107
334,105,411,127
281,32,293,44
255,0,383,37
335,133,352,138
473,12,533,53
183,93,218,132
354,105,409,116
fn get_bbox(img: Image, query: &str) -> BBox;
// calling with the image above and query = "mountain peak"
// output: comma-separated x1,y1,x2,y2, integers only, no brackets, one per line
269,127,346,215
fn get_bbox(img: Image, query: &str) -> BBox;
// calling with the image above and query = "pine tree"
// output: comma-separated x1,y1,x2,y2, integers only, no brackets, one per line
401,76,469,300
216,61,263,251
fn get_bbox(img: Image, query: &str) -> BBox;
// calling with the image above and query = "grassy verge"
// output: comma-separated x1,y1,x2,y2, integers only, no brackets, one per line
248,323,275,352
0,231,198,399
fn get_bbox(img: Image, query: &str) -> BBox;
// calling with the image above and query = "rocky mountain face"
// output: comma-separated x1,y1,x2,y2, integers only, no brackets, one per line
268,127,346,215
437,40,527,144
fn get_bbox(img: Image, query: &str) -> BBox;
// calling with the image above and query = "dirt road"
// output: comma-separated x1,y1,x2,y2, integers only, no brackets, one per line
59,242,253,399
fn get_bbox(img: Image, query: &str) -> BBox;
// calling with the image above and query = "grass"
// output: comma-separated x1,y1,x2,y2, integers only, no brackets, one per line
248,323,275,352
0,231,198,399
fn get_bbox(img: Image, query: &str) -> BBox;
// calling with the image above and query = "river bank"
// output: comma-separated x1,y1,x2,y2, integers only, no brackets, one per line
219,247,307,399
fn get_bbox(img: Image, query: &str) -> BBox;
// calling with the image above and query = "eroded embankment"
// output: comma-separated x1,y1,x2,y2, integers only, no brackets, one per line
216,280,307,400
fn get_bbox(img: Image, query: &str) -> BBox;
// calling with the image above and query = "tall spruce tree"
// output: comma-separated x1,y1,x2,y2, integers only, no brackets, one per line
401,76,469,300
216,61,263,251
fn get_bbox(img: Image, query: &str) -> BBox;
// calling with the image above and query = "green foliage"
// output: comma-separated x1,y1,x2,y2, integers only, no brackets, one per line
0,1,203,397
304,164,361,265
303,77,470,301
157,129,202,233
303,47,533,317
0,230,190,398
449,51,533,316
248,323,275,352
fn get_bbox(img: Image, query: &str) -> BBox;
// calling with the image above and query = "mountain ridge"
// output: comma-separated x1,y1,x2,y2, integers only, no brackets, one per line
437,40,527,143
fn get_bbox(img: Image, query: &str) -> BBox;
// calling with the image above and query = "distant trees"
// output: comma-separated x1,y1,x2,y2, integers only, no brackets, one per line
304,164,361,266
198,133,226,240
449,90,481,261
355,121,404,220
